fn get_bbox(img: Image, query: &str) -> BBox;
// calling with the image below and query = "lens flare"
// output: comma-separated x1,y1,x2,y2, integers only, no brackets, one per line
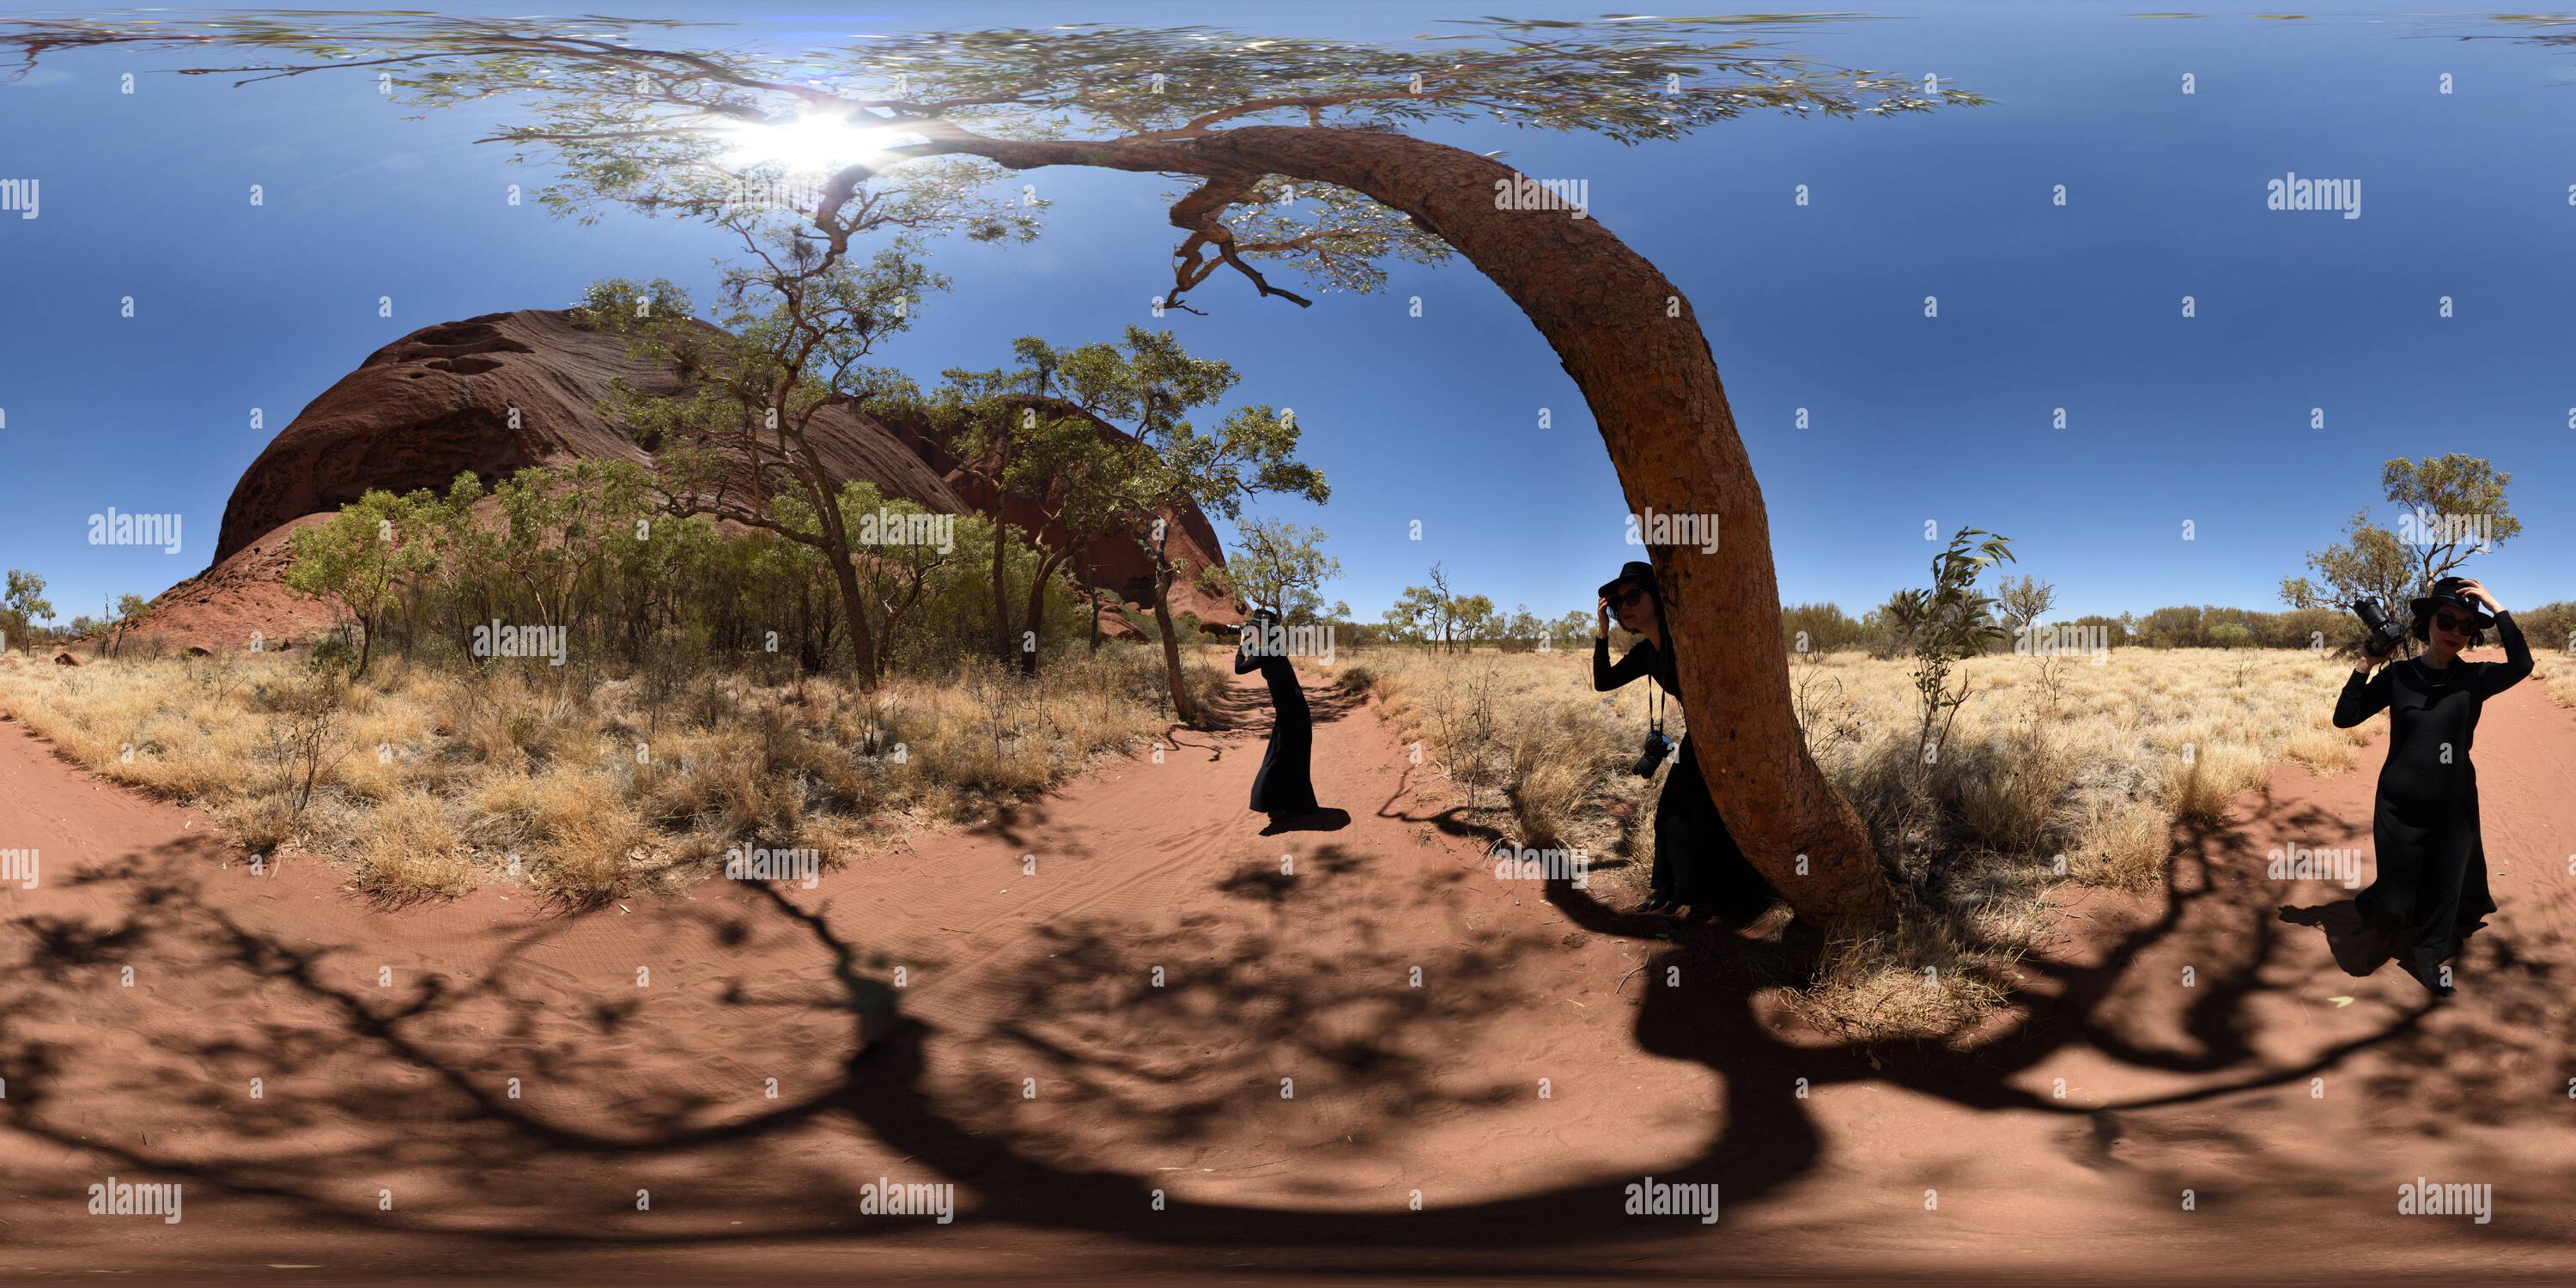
710,112,909,173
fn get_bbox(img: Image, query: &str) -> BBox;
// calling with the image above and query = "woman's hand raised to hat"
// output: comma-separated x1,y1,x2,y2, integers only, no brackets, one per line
1596,595,1610,637
2456,577,2501,611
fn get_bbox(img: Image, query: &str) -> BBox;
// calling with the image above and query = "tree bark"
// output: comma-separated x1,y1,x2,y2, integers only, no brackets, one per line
1149,544,1198,726
992,517,1013,665
939,125,1891,928
826,553,878,684
1020,549,1069,677
1086,552,1103,653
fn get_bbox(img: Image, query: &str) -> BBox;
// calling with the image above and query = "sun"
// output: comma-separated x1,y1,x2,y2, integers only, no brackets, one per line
709,112,913,173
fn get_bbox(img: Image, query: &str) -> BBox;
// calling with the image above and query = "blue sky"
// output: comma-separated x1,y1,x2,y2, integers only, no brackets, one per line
2,3,2570,629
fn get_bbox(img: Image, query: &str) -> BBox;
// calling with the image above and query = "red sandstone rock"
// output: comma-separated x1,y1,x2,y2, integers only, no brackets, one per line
143,310,1236,652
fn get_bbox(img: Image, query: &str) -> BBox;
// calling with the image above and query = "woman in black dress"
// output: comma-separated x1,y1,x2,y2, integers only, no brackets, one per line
2332,575,2531,996
1591,561,1780,920
1237,607,1320,827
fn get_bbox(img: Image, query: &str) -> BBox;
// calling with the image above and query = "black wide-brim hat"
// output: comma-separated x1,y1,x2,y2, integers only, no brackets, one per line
1597,560,1656,601
2409,577,2494,629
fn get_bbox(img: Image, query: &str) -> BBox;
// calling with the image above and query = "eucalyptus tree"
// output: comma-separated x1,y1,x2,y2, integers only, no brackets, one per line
283,487,432,676
3,10,1983,926
2,569,57,652
921,337,1139,676
1224,518,1341,622
1074,329,1327,725
577,236,948,683
973,337,1162,677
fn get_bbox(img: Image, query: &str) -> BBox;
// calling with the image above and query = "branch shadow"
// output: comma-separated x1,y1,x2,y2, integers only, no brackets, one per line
3,742,2562,1265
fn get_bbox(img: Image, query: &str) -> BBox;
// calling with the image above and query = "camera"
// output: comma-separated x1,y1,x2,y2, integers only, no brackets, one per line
2351,598,2406,659
1631,729,1675,778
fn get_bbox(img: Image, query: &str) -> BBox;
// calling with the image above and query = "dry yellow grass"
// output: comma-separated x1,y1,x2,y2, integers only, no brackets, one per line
1783,897,2018,1043
0,644,1206,902
0,636,2399,1039
1336,646,1631,855
353,791,474,899
1358,645,2358,861
2070,800,2177,890
1346,642,2368,1042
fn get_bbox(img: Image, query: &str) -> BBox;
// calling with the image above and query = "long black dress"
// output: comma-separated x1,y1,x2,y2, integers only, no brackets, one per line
1593,635,1779,918
1237,633,1318,817
2332,611,2531,973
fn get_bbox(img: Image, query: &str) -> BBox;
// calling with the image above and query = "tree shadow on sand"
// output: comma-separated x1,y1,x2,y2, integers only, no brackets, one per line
3,762,2570,1262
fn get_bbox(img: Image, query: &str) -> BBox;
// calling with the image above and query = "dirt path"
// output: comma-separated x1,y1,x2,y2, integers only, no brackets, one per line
4,657,2575,1285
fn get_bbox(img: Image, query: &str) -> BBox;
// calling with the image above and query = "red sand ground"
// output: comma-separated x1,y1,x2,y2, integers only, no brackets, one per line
3,653,2574,1286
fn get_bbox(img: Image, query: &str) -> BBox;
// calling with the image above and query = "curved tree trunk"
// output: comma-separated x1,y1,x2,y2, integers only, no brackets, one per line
1150,548,1199,726
1224,129,1890,928
787,474,878,685
1019,549,1068,677
825,553,879,685
941,125,1891,929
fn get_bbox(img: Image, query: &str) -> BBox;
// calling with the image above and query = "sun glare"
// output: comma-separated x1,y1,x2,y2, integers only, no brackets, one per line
711,112,911,173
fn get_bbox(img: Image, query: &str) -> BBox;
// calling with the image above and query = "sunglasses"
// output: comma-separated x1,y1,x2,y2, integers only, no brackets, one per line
1609,587,1648,610
2433,611,2473,633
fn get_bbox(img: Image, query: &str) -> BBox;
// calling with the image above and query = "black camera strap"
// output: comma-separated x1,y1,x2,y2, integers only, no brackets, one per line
1645,677,1664,736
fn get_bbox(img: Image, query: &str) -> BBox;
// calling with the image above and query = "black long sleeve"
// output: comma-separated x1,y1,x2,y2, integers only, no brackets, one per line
1594,635,1653,692
2334,664,2391,729
1233,641,1261,675
2471,610,2533,699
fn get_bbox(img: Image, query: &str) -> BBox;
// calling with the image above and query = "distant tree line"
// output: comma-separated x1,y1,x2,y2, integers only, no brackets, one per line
1317,570,2575,659
1783,596,2576,657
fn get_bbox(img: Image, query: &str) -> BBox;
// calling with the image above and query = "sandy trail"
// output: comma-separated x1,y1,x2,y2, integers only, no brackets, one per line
3,653,2575,1285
